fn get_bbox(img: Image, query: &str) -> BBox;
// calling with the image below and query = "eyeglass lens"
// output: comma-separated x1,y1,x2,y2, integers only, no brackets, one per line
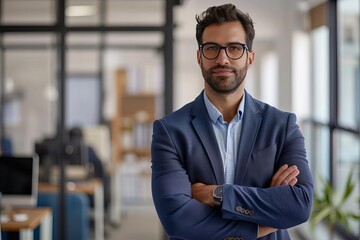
202,43,246,60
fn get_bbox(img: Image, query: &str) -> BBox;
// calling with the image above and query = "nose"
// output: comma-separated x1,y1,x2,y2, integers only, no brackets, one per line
215,48,230,65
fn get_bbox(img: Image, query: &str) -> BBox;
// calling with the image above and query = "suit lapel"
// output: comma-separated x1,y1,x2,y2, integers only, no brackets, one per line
191,92,224,184
235,92,262,184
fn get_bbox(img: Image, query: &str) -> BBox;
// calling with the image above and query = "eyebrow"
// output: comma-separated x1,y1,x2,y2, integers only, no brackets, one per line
201,41,245,46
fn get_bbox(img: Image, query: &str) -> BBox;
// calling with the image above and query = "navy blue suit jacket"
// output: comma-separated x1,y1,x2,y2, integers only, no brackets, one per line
151,91,313,240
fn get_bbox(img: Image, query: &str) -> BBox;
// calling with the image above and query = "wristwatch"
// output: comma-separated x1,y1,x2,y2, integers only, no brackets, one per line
213,185,223,207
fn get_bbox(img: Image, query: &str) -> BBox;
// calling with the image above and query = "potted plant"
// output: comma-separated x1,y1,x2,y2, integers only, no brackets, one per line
310,168,360,240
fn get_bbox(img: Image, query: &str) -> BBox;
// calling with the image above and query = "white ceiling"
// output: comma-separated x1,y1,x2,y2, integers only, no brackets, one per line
174,0,327,42
1,0,327,45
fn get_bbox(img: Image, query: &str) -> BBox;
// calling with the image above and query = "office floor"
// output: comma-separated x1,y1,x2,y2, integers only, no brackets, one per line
105,204,163,240
102,204,307,240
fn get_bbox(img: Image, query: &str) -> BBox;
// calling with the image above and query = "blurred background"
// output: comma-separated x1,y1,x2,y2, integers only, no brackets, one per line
0,0,359,240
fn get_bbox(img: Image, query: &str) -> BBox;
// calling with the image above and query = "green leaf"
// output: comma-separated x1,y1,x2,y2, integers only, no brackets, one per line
311,206,332,225
350,213,360,220
321,178,334,205
340,168,355,203
311,168,359,235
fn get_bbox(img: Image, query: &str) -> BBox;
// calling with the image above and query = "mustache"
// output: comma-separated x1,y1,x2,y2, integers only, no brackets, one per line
210,65,236,72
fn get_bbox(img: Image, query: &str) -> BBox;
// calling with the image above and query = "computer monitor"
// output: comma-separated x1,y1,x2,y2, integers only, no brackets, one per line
59,143,90,181
35,138,89,166
0,155,39,209
35,138,90,182
65,143,89,166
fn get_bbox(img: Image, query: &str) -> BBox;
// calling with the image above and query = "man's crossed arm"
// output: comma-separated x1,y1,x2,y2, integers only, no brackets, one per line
191,164,299,238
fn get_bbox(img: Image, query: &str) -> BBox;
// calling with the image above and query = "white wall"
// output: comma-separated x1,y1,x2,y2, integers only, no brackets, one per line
173,0,311,114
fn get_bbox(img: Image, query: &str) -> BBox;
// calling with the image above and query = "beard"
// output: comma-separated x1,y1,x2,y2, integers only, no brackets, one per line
201,62,248,94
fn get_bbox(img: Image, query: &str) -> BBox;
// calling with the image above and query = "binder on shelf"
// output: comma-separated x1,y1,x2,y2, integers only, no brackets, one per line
111,68,157,163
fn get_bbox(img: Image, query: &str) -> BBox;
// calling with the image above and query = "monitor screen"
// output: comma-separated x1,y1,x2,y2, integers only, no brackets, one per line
35,139,89,166
65,143,89,166
35,139,90,182
0,155,39,208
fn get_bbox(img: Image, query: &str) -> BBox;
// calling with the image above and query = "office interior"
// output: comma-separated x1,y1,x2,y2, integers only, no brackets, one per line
0,0,358,240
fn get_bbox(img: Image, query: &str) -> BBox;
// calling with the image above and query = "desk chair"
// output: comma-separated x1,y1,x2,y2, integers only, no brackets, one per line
36,192,89,240
0,137,12,155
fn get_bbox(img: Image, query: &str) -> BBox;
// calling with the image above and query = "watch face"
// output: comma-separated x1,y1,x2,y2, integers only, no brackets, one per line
214,185,223,198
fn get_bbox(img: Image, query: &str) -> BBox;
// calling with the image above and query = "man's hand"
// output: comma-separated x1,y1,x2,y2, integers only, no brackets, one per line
191,164,299,207
271,164,299,187
192,165,300,238
191,183,279,238
258,225,278,238
191,183,217,207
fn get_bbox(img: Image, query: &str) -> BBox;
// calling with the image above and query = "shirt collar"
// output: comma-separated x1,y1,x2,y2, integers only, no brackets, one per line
203,92,245,123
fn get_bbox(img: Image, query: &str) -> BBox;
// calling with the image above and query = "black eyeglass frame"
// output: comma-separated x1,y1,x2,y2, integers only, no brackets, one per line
199,42,249,60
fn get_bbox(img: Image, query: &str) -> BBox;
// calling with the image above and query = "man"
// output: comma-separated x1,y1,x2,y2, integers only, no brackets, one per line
151,4,313,239
68,127,111,210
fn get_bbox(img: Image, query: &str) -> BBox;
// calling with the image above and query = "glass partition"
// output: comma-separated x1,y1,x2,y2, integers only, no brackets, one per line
311,26,330,123
338,0,360,129
2,33,57,154
106,0,164,26
335,129,360,236
302,121,330,191
1,0,56,25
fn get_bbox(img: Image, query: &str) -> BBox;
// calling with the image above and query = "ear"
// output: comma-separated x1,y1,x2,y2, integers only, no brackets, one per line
197,50,202,65
247,50,255,68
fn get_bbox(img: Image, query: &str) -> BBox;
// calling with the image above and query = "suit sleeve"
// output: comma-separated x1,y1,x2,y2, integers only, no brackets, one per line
151,120,258,239
221,113,314,229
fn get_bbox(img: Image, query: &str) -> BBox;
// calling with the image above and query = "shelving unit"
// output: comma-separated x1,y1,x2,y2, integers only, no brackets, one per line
112,69,157,163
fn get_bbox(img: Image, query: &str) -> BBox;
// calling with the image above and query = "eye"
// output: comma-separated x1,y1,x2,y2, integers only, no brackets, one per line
228,45,242,51
205,45,219,51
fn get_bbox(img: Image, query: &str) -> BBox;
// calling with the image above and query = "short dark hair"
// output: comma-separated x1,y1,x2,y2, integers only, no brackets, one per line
68,127,83,140
195,4,255,51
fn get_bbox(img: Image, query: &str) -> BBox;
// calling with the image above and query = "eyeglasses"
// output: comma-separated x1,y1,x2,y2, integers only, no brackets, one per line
199,42,248,60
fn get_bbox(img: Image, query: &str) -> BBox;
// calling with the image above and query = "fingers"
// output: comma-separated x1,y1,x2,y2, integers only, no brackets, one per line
270,164,288,186
281,167,299,186
271,164,300,187
289,178,298,186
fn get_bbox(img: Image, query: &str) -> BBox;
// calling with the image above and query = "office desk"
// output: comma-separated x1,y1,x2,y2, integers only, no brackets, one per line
38,179,104,240
1,208,52,240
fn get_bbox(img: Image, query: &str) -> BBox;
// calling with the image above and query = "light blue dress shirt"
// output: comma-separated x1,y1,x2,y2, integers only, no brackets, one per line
203,92,245,184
